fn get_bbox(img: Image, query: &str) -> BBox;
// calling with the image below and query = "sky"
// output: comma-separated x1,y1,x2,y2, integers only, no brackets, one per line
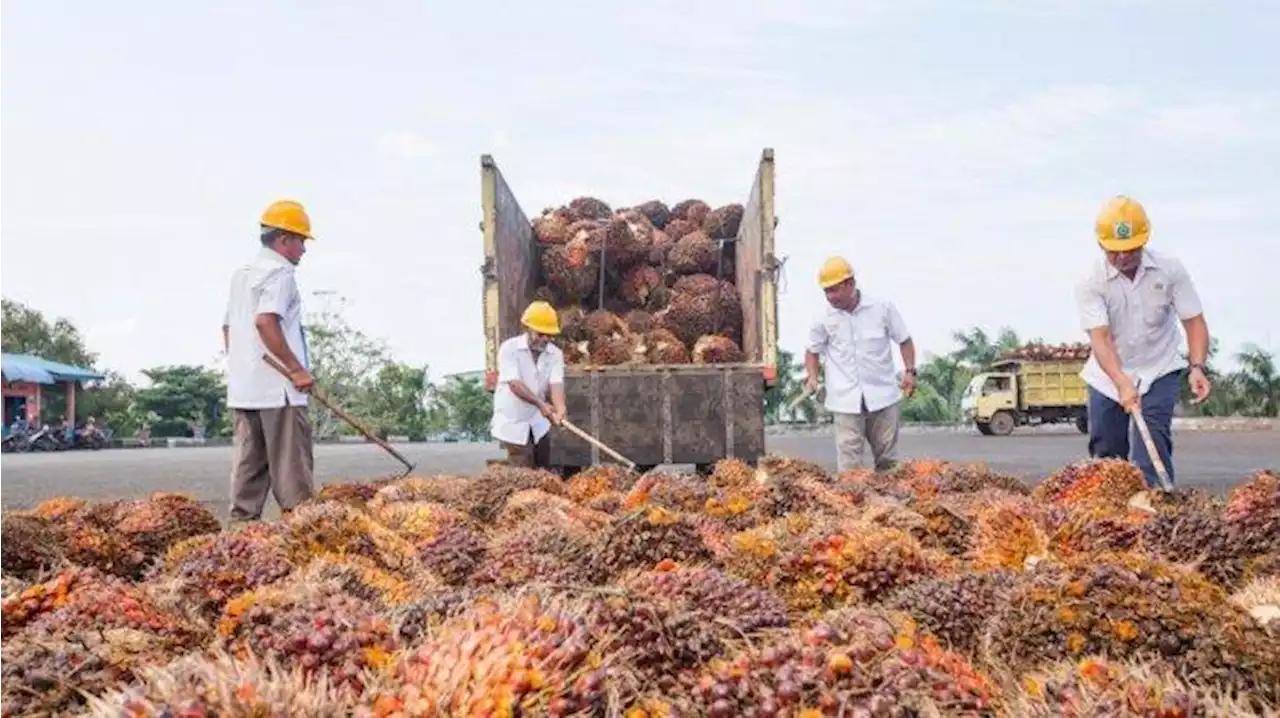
3,0,1278,385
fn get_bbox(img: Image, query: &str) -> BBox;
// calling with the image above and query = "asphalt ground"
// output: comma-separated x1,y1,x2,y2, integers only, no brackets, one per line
2,430,1276,520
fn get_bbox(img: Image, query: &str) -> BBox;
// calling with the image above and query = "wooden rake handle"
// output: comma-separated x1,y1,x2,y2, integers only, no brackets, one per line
1130,379,1173,492
261,353,415,476
559,419,636,470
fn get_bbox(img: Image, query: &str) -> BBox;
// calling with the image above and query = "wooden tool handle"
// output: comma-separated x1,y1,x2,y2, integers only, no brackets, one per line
560,419,636,470
261,353,415,474
1130,380,1173,492
787,382,824,414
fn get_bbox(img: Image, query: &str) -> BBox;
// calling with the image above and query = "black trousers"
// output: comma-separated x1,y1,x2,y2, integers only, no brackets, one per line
1086,370,1180,488
503,429,551,468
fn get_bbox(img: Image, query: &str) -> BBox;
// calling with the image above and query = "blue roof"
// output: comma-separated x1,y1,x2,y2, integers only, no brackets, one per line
1,353,105,385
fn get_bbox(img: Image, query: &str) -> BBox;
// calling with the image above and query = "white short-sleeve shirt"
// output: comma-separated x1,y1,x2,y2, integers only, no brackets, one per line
224,248,310,409
489,334,565,445
1075,248,1204,402
807,293,911,414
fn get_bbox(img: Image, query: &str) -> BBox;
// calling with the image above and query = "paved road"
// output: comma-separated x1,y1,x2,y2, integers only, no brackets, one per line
2,430,1276,519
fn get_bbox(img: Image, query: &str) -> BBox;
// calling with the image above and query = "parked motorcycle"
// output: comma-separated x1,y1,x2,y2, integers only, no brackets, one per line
1,428,32,453
28,425,62,452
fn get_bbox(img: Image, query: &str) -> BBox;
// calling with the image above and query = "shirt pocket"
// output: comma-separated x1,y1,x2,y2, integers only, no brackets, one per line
854,321,891,353
823,318,856,360
1142,283,1173,327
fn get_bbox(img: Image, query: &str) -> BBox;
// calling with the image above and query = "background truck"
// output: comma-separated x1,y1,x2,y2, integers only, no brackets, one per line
960,357,1089,436
479,149,780,474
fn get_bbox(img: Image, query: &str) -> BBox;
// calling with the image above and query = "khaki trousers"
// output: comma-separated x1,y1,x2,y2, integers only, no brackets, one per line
501,429,551,469
833,399,901,474
229,406,315,521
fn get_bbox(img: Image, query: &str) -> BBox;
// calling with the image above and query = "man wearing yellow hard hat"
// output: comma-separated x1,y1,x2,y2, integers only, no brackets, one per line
489,301,569,468
805,256,917,473
220,199,317,521
1075,195,1212,489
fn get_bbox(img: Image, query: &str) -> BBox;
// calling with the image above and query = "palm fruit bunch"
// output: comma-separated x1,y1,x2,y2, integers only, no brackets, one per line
581,592,726,696
907,499,973,557
359,590,616,717
756,454,834,484
709,457,756,491
1032,458,1148,509
624,472,712,513
1231,576,1280,629
692,334,744,364
156,521,295,620
1002,341,1093,361
971,497,1053,571
618,563,788,635
371,501,487,586
773,525,940,613
2,632,137,716
280,501,421,577
84,649,353,718
468,522,597,589
27,495,89,520
1011,657,1268,718
1221,469,1280,562
883,571,1016,657
1049,503,1150,560
217,579,397,693
112,492,222,566
0,512,64,579
458,464,566,523
590,507,715,581
386,588,488,645
314,477,399,508
495,489,613,535
1244,551,1280,582
1138,500,1245,587
935,463,1031,495
983,553,1280,705
371,500,472,542
297,554,420,608
669,608,994,716
365,474,472,512
566,464,639,504
530,193,746,369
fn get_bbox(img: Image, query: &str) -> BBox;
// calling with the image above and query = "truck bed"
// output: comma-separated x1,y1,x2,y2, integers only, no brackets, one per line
479,149,779,468
992,359,1088,408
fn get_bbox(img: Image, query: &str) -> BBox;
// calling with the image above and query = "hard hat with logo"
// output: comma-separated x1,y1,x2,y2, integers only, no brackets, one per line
521,301,560,335
1095,195,1149,252
260,200,314,239
818,256,854,289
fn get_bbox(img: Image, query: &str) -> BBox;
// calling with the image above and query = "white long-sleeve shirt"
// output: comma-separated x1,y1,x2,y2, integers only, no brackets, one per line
807,294,911,415
489,334,565,445
1075,248,1204,402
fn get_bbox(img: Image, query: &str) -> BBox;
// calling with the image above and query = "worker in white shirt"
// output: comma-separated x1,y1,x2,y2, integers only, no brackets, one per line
490,301,568,469
221,199,317,521
805,257,917,473
1075,195,1211,488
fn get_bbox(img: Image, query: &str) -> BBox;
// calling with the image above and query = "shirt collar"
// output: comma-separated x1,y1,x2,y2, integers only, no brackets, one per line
1104,249,1158,280
514,333,531,351
258,247,293,267
827,291,877,316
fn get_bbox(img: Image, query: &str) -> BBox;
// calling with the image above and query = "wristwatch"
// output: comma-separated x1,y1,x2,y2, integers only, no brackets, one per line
1189,363,1207,373
903,368,917,376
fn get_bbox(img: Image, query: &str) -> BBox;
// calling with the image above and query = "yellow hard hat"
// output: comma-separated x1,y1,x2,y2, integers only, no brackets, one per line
818,256,854,289
1095,195,1149,252
521,301,560,335
260,200,313,239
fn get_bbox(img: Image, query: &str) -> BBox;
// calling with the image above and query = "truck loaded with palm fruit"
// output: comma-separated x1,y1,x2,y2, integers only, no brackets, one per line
959,342,1093,436
478,149,780,474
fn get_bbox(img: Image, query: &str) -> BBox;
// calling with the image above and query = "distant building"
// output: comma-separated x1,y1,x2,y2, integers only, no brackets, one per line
2,353,105,427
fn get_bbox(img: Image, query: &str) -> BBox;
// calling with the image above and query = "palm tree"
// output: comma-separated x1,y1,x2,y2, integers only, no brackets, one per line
764,349,821,424
1234,344,1279,417
950,326,1021,369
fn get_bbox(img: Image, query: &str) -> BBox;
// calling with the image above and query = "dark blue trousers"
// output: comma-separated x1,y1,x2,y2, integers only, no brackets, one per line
1087,370,1180,488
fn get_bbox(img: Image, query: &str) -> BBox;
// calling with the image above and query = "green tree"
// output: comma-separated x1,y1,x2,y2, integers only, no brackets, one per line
949,326,1021,369
358,363,440,440
764,349,818,424
77,371,145,436
433,376,492,440
1234,344,1279,417
1,298,98,367
134,365,228,438
1177,338,1242,417
302,293,394,439
900,380,954,422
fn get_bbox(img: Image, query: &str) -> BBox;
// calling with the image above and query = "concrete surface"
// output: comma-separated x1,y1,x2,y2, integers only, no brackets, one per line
2,430,1276,520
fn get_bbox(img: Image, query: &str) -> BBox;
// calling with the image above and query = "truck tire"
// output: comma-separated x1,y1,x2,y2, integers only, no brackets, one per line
989,411,1016,436
1075,414,1089,434
976,421,994,436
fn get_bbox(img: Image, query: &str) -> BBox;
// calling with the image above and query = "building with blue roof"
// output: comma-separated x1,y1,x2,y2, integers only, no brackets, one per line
2,353,106,427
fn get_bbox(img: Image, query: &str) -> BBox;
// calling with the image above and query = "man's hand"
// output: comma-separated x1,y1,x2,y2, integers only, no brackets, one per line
538,402,562,425
804,375,821,395
1116,374,1140,414
288,368,315,393
900,370,917,398
1188,366,1212,404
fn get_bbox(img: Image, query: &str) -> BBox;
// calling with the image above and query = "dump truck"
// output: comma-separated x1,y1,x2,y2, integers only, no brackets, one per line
479,149,780,474
959,358,1089,436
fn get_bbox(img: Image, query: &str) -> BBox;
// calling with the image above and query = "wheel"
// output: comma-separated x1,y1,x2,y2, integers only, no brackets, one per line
989,411,1016,436
1075,414,1089,434
976,422,994,436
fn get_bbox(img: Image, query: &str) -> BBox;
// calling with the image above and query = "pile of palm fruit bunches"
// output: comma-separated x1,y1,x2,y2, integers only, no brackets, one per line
531,197,748,366
2,459,1278,716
